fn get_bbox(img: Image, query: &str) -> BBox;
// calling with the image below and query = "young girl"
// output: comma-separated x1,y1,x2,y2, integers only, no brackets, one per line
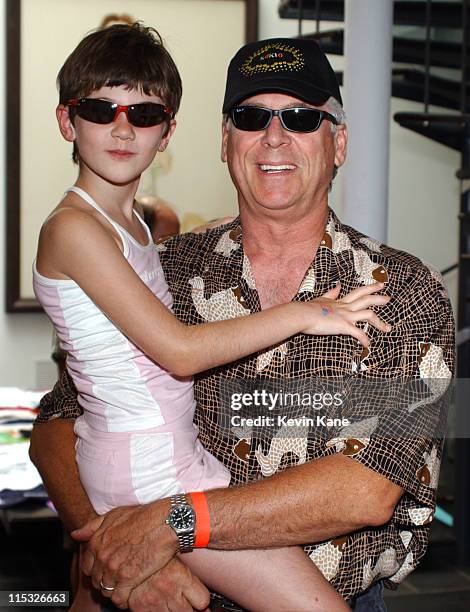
34,24,389,611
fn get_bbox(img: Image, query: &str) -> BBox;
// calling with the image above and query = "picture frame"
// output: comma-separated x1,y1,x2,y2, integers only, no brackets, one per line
5,0,258,312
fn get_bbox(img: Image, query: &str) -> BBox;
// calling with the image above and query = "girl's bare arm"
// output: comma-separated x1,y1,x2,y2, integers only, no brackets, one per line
36,208,390,377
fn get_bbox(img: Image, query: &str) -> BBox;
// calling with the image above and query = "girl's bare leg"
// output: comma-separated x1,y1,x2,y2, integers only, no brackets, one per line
69,546,102,612
183,545,350,612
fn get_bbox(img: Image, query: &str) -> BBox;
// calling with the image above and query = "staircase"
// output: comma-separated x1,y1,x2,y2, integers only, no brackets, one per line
279,0,470,566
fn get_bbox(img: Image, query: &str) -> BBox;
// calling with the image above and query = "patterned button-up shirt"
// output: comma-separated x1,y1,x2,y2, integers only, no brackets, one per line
37,209,455,600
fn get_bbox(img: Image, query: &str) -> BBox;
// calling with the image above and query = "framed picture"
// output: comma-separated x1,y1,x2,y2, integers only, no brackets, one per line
6,0,258,312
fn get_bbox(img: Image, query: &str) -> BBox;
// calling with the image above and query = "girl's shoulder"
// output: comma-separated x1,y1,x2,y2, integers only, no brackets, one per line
35,195,107,280
43,191,98,226
38,198,122,268
41,192,121,248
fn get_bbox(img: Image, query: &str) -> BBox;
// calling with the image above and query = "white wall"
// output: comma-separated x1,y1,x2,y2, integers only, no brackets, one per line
0,0,55,388
2,0,461,387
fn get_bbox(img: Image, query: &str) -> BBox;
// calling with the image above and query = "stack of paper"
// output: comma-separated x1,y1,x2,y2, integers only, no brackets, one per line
0,387,49,495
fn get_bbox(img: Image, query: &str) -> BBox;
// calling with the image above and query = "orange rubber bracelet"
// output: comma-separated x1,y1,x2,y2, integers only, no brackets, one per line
189,491,210,548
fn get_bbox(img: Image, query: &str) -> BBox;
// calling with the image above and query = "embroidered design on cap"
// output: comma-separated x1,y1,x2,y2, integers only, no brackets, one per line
240,43,305,76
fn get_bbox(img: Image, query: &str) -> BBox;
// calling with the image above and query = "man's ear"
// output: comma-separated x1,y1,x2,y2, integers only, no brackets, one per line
334,124,348,168
158,119,176,152
221,118,229,163
56,104,76,142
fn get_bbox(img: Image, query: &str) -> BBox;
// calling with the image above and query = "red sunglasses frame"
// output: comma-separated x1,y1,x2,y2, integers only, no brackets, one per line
67,98,173,126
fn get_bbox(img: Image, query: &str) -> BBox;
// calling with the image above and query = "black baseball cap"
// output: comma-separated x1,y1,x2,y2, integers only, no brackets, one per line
222,37,342,113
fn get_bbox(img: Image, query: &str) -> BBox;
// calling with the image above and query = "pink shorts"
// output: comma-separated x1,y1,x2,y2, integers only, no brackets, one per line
74,416,231,514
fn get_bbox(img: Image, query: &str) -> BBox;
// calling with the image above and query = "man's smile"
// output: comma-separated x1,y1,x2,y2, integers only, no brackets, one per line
257,163,297,173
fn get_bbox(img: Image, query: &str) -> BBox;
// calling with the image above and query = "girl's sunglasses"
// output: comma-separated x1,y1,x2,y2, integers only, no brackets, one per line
67,98,172,128
230,106,338,133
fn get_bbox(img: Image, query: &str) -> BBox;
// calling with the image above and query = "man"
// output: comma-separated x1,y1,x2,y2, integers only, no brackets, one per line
30,38,454,611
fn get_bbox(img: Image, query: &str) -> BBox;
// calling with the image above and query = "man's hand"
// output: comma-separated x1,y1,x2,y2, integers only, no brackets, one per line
71,499,180,599
126,558,210,612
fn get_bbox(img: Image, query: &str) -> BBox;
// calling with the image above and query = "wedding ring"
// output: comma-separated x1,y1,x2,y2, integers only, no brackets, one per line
100,580,115,592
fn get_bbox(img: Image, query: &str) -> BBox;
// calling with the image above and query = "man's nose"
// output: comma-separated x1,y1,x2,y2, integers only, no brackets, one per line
260,115,291,147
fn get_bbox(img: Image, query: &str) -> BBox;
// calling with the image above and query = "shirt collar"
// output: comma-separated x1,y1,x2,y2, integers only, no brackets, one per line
220,208,351,300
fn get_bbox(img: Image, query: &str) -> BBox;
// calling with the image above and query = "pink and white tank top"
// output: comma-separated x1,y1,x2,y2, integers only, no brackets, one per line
33,186,196,434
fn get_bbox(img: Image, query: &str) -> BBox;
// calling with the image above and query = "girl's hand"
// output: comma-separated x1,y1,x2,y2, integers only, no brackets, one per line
301,283,391,347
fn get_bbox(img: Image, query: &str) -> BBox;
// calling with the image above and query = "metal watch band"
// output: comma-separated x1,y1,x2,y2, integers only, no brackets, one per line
169,494,195,553
170,493,188,508
177,531,194,553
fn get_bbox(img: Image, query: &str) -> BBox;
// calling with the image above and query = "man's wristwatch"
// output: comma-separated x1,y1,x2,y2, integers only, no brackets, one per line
165,493,196,553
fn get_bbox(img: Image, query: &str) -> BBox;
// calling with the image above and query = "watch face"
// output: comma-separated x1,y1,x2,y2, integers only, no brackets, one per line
170,505,195,530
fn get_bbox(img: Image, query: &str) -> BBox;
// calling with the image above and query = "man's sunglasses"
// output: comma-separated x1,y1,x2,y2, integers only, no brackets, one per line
230,106,338,133
67,98,172,128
